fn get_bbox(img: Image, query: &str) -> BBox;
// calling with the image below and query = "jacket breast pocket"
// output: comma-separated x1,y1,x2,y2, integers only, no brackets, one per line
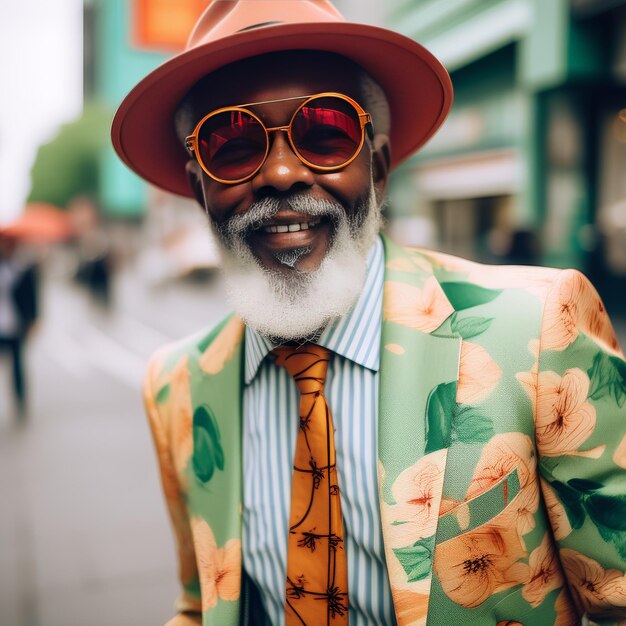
437,466,522,542
433,468,535,610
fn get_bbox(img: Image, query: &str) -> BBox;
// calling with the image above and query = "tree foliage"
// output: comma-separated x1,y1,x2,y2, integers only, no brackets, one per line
28,101,112,209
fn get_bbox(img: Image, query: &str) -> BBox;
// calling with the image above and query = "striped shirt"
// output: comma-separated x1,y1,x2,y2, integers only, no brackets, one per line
242,237,397,625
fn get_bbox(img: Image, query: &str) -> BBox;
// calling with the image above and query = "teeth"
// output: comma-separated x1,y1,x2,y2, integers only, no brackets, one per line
262,220,319,234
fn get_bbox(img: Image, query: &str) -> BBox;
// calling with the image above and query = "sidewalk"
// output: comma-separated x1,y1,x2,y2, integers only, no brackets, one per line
0,268,229,626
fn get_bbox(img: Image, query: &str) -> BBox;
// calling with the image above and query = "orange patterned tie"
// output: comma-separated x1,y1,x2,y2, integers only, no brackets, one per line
273,343,349,625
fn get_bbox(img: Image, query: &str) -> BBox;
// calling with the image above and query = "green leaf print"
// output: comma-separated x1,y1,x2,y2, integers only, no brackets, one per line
425,383,495,452
586,494,626,531
551,482,626,558
393,537,433,583
552,481,585,529
192,405,225,483
440,283,502,311
451,314,494,339
425,382,456,453
595,526,626,560
155,383,170,404
586,494,626,559
587,352,626,407
567,478,603,494
454,406,495,444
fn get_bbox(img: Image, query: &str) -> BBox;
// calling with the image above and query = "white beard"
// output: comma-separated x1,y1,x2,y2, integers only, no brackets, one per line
212,182,381,340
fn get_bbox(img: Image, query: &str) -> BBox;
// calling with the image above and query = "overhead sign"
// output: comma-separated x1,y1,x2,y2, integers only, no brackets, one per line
132,0,208,51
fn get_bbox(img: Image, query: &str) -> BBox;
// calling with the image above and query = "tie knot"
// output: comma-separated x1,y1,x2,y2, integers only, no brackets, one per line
272,342,330,394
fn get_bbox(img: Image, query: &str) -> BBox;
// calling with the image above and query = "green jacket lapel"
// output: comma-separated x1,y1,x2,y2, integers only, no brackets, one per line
182,238,463,625
378,236,461,626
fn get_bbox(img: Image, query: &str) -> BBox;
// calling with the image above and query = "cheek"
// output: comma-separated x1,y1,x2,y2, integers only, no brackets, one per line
318,156,372,211
201,179,253,224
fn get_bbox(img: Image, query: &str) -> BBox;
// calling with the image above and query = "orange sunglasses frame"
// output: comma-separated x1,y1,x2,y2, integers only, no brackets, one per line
184,92,373,185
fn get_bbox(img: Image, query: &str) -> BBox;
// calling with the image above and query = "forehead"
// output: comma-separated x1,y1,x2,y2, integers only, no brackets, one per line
186,51,363,117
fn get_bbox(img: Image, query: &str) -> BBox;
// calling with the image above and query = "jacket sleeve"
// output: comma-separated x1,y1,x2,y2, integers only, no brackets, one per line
536,269,626,624
143,353,202,625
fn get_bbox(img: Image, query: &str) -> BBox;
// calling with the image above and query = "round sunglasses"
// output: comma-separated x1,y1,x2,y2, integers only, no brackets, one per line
184,92,374,184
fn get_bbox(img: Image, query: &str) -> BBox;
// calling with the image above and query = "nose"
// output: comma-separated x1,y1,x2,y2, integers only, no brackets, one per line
251,130,315,193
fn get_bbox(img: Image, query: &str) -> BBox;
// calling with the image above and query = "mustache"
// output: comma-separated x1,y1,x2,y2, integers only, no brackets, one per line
219,194,345,239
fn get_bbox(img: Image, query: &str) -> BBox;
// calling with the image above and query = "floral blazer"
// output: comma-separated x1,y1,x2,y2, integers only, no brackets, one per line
144,236,626,626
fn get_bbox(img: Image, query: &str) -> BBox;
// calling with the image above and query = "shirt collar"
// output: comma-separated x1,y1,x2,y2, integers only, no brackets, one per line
244,236,384,384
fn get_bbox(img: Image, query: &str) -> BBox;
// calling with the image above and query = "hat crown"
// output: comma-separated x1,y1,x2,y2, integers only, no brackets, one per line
187,0,346,49
111,0,452,198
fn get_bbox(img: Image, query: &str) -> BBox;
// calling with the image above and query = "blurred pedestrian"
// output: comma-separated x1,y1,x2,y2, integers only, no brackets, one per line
112,1,626,625
74,233,112,307
0,232,38,418
69,195,113,308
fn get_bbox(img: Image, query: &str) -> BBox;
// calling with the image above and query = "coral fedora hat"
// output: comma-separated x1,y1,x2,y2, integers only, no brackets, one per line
111,0,453,198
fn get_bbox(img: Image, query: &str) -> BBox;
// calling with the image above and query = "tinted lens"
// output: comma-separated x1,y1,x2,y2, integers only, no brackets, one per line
291,96,363,168
197,110,267,181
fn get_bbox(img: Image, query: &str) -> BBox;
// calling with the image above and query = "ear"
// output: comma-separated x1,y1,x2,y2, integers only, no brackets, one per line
185,160,208,209
371,133,391,204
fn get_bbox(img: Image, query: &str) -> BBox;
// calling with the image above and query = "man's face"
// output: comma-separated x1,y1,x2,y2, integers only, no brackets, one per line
184,52,389,274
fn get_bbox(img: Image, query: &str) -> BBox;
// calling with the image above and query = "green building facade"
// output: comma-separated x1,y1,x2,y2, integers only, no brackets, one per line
89,0,626,284
88,0,170,218
386,0,626,279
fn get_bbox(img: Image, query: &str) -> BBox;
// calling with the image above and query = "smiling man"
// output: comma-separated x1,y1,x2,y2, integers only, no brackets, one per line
177,50,389,341
112,2,626,626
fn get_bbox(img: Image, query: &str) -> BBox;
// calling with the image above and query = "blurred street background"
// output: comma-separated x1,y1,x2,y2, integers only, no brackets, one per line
1,0,625,624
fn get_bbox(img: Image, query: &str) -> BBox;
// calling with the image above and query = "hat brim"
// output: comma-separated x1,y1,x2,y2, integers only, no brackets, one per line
111,21,453,198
